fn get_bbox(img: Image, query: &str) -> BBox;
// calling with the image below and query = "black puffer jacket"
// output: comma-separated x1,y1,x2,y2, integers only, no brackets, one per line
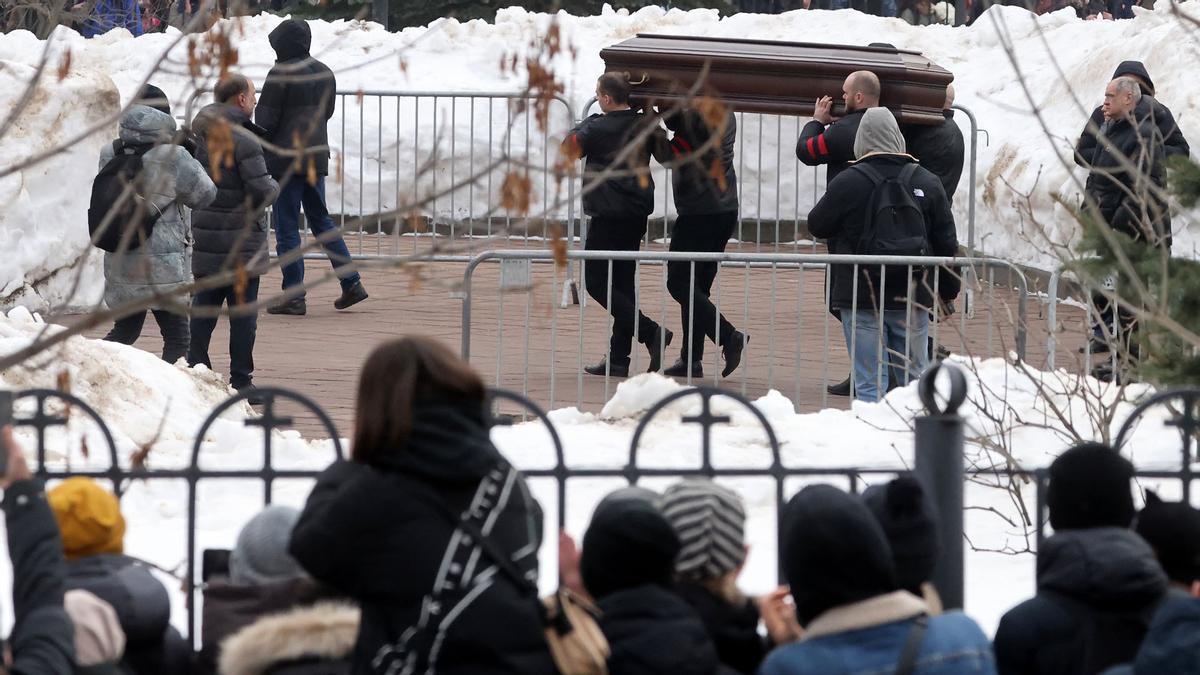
675,582,766,674
566,109,659,219
599,584,722,675
64,554,192,675
807,154,961,312
289,402,554,675
902,110,966,205
993,527,1168,675
1079,96,1171,247
796,108,868,185
657,109,738,215
191,103,279,278
256,19,337,179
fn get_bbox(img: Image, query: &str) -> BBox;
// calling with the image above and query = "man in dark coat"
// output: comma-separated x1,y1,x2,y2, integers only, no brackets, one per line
807,108,960,403
257,18,368,317
655,108,747,379
1102,595,1200,675
994,443,1169,675
565,73,671,378
903,84,965,206
0,427,76,675
188,73,280,404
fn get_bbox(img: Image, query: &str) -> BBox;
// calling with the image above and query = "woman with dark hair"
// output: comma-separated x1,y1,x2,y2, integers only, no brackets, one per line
289,337,555,675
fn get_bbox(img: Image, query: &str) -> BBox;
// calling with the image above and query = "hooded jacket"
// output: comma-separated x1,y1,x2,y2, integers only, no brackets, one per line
808,108,961,312
1100,595,1200,675
218,602,358,675
566,109,659,220
993,528,1169,675
191,103,279,279
256,20,337,180
288,402,554,675
797,108,869,185
101,106,218,310
1075,62,1189,171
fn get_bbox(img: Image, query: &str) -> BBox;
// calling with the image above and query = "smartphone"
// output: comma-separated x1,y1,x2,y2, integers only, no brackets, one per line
0,391,12,476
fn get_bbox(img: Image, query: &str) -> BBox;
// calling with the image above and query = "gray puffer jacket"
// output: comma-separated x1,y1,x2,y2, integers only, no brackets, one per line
101,106,217,310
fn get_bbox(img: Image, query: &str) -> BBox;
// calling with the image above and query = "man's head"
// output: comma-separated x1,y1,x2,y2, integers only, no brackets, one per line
660,479,748,584
1046,442,1135,531
135,84,171,117
854,107,906,159
1135,490,1200,592
230,505,306,587
596,73,631,114
862,476,940,596
843,70,881,113
580,489,680,600
1103,77,1142,122
1112,60,1155,97
215,73,257,117
944,83,955,111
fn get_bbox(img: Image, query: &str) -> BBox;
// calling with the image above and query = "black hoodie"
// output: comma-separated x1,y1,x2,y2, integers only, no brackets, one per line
288,402,555,675
256,19,337,179
993,528,1168,675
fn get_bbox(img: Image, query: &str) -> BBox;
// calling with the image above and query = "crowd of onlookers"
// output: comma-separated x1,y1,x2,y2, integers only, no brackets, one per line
0,336,1198,674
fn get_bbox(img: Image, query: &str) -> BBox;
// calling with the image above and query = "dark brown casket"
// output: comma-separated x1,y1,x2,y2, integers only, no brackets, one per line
600,34,953,126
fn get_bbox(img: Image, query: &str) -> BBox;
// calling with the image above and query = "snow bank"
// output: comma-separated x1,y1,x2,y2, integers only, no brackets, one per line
4,4,1200,310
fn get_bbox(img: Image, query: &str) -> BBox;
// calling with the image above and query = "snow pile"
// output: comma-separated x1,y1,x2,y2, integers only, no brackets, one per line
5,4,1200,310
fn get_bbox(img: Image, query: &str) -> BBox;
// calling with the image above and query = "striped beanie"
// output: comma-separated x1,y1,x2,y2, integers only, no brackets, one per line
661,479,747,581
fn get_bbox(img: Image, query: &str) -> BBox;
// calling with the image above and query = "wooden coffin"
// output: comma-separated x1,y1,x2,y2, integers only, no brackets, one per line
600,34,953,126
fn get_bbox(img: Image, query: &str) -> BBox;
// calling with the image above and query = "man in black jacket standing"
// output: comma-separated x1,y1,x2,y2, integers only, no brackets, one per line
566,73,671,378
1075,61,1188,175
808,108,960,403
257,19,367,316
903,84,965,206
188,73,280,404
657,109,747,379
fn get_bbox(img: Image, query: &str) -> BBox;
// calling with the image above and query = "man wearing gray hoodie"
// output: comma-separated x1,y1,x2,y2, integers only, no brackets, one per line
807,108,960,403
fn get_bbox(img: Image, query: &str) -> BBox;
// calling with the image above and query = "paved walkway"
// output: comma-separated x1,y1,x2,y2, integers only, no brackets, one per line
79,246,1088,438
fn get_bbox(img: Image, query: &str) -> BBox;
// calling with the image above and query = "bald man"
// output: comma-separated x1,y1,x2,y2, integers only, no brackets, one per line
797,70,882,185
902,84,965,207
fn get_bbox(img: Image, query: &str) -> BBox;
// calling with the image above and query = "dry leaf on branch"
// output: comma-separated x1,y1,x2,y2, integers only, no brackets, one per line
56,50,71,82
206,119,235,183
500,171,533,215
407,211,426,234
233,262,249,306
696,96,729,136
549,224,568,269
636,166,650,190
710,156,728,193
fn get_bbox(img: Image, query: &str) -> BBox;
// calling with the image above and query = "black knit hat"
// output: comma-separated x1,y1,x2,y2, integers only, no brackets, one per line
580,491,681,601
862,476,940,595
1112,61,1155,97
135,84,171,117
782,485,898,626
1047,442,1136,531
1135,490,1200,585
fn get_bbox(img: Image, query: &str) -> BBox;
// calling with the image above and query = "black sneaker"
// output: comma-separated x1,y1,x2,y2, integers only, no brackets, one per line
584,358,629,378
334,281,369,310
663,359,703,378
645,327,674,373
721,331,748,378
266,297,307,316
827,376,852,397
1079,336,1112,354
234,385,266,406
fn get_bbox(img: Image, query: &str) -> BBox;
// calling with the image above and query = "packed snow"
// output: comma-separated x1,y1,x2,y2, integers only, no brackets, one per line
3,3,1200,310
0,308,1194,636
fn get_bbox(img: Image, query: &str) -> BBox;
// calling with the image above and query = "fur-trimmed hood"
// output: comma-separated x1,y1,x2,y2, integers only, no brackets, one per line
219,602,359,675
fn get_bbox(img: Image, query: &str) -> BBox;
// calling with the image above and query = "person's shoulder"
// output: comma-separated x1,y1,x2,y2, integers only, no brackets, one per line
929,610,990,643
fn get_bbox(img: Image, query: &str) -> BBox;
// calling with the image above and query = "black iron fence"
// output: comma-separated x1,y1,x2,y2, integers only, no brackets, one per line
5,365,1198,638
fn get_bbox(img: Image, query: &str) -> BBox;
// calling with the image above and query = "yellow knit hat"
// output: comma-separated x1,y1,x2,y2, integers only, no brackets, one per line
48,478,126,561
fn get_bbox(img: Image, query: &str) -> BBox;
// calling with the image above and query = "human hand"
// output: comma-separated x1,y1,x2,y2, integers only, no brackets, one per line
813,96,834,125
0,427,32,490
558,530,588,599
758,586,804,645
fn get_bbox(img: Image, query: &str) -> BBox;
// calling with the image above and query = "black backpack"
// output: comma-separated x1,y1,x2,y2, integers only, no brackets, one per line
88,140,163,253
852,162,930,257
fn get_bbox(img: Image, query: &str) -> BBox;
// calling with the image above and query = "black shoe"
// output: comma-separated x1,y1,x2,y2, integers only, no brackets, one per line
234,385,266,406
663,359,703,378
584,358,629,377
334,281,368,310
1091,362,1116,383
1079,336,1111,354
935,343,952,360
827,376,852,397
266,297,307,316
645,327,674,373
721,331,748,378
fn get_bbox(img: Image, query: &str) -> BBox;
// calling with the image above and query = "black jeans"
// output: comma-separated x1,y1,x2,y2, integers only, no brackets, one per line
187,277,260,389
584,216,661,364
103,309,189,363
666,212,738,362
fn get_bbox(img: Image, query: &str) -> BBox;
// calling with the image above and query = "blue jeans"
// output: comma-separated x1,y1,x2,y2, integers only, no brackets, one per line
841,308,930,403
273,177,360,297
188,277,260,390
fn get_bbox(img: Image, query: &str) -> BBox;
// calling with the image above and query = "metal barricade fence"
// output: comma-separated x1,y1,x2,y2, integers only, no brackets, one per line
1045,266,1118,373
459,249,1029,413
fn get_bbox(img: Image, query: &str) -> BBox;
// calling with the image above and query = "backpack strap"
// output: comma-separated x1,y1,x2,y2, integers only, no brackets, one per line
894,614,929,675
851,162,886,187
897,162,921,189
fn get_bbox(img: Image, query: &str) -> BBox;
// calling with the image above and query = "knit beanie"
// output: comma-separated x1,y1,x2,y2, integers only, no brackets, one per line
135,84,171,117
229,505,305,587
782,484,898,626
64,589,126,666
1112,61,1155,97
594,485,660,516
49,478,125,561
581,492,681,600
862,476,940,595
853,107,906,160
1135,490,1200,585
660,479,747,582
1046,442,1136,531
